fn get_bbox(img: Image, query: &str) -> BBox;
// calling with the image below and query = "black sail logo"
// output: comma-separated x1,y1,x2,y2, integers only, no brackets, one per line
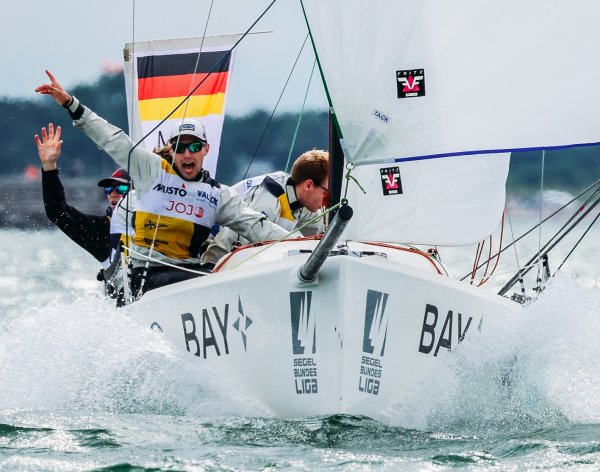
362,290,389,356
290,291,316,355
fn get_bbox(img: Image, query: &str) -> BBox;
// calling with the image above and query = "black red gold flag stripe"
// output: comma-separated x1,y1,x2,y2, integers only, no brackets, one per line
137,72,229,100
137,51,231,78
136,51,231,121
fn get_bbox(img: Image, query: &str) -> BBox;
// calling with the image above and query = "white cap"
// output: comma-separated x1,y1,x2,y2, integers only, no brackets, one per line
169,118,207,142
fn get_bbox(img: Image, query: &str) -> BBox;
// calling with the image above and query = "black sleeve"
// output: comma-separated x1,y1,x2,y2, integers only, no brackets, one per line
42,169,111,263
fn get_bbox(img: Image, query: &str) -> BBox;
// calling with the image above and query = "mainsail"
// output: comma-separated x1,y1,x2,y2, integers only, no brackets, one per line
123,35,239,177
301,0,600,244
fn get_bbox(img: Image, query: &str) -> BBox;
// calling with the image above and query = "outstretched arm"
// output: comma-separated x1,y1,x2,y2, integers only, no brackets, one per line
35,123,111,262
35,69,160,195
34,123,63,171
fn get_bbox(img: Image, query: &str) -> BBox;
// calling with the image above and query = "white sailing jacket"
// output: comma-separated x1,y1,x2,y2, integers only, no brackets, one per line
201,171,323,264
68,98,289,267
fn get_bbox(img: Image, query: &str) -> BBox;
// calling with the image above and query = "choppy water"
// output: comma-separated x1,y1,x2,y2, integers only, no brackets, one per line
1,225,599,471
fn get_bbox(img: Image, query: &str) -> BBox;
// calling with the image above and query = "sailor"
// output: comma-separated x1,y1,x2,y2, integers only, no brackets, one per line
36,70,289,296
35,123,133,305
201,149,329,266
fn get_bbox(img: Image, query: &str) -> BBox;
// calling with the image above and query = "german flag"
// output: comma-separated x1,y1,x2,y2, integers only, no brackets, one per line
136,51,231,121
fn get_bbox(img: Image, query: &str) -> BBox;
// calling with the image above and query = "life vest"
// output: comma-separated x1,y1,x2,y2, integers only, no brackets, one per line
233,173,300,231
132,160,221,260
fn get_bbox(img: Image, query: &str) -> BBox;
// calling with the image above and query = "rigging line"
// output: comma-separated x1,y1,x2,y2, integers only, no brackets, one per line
536,150,546,289
299,0,334,113
225,202,342,270
176,0,215,127
469,263,540,280
123,0,137,305
478,212,505,287
460,178,600,281
553,209,600,275
341,163,366,202
125,0,136,242
509,185,600,277
506,206,526,295
144,0,214,267
480,235,493,281
506,206,521,269
127,247,209,275
125,0,279,164
241,33,310,180
285,58,317,173
135,214,162,300
497,191,600,296
470,241,484,284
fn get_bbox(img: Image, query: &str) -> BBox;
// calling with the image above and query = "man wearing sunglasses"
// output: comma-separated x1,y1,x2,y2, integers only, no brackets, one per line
37,70,289,297
201,149,329,266
36,122,132,304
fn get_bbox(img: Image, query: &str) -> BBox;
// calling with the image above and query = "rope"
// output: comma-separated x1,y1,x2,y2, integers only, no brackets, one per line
242,33,310,180
461,177,600,281
481,236,493,281
121,0,137,305
535,150,546,292
135,214,162,300
127,247,209,275
470,241,484,284
128,0,216,298
284,58,317,173
125,0,279,169
553,208,600,275
121,0,279,294
218,203,342,270
342,163,366,201
498,189,600,296
179,0,215,124
212,231,445,276
477,212,505,287
358,242,444,275
506,206,526,295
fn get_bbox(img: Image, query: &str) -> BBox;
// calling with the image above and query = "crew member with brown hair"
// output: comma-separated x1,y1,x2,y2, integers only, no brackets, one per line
201,150,329,265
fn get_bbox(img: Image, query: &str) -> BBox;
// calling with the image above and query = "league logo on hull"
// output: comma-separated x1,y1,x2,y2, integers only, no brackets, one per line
290,291,318,395
359,290,389,396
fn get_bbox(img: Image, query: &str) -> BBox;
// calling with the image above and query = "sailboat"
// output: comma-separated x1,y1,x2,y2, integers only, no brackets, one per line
128,0,600,421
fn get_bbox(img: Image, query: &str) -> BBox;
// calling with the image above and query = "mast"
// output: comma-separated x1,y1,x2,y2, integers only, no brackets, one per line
328,109,344,218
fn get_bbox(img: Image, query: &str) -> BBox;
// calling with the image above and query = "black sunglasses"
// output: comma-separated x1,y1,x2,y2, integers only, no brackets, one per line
104,184,129,195
173,141,206,154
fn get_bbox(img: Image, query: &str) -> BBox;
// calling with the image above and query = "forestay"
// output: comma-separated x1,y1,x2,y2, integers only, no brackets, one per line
302,0,600,245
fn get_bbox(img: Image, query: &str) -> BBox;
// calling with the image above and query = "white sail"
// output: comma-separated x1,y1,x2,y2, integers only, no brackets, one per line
302,0,600,164
302,0,600,244
343,153,509,245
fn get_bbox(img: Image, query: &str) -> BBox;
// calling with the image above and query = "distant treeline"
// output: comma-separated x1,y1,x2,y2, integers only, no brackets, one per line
1,72,599,192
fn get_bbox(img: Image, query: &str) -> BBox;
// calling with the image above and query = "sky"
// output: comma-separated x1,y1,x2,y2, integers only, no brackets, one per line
2,0,326,116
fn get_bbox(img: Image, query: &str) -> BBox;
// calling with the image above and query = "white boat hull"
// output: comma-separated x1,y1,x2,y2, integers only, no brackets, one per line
132,241,519,419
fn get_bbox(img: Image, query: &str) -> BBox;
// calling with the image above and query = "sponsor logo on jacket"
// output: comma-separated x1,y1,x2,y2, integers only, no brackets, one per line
197,189,219,206
153,182,187,197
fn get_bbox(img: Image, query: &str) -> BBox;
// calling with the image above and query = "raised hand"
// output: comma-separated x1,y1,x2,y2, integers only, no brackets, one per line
34,123,63,171
34,70,71,106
